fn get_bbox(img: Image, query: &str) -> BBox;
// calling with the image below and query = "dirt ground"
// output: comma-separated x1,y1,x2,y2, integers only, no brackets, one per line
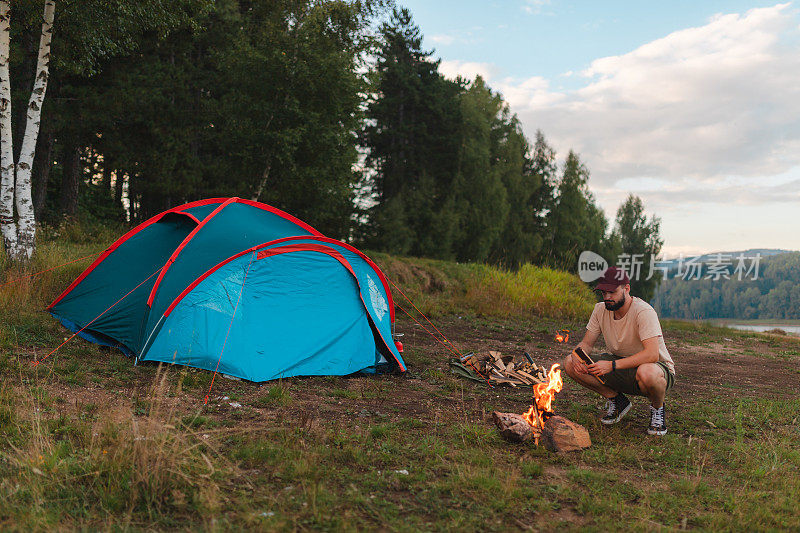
27,315,800,429
10,314,800,531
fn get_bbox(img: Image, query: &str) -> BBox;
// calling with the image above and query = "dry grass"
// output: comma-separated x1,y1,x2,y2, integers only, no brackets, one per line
0,366,239,530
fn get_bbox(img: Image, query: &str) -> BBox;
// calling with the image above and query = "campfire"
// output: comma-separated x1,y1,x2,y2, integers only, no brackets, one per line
554,329,570,343
492,361,591,452
520,363,563,439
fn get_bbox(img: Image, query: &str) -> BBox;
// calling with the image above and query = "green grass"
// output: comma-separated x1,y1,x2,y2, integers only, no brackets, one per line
252,384,292,407
3,338,799,530
371,252,596,321
0,227,798,530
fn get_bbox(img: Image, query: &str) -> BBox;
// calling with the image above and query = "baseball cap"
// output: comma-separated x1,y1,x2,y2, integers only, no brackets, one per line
594,266,630,292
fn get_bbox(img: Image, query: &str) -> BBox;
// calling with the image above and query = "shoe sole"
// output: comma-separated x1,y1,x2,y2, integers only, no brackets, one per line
647,427,667,436
600,402,631,425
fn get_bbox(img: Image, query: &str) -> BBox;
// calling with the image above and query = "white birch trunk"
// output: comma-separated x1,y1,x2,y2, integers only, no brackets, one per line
0,0,16,254
14,0,55,261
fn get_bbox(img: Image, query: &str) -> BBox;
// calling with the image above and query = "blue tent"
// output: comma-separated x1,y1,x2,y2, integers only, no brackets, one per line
48,198,406,381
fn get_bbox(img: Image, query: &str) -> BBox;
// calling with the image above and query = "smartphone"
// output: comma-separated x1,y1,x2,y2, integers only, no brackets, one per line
574,347,605,384
574,346,595,365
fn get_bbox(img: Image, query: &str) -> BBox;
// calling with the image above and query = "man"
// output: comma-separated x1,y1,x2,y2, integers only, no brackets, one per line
563,266,676,435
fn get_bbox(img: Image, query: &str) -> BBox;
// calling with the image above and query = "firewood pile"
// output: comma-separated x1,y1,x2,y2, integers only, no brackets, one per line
459,350,551,386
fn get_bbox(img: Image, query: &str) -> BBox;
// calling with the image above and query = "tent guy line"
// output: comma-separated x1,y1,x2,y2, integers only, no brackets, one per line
205,251,256,405
0,252,96,290
388,279,492,384
33,264,165,367
387,277,465,358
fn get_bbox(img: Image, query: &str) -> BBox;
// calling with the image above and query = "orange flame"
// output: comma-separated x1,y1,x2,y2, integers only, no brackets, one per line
521,363,563,442
554,329,570,343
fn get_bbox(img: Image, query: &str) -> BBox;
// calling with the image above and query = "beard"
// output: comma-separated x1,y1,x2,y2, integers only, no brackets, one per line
604,293,626,311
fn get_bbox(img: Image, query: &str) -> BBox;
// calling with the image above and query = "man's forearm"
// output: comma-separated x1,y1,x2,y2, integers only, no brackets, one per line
614,348,658,370
575,341,593,356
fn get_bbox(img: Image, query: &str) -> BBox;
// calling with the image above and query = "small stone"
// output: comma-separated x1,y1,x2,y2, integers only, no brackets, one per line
541,415,591,452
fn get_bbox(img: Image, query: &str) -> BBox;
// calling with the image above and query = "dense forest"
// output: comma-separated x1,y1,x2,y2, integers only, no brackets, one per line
4,1,798,317
0,0,664,280
652,252,800,320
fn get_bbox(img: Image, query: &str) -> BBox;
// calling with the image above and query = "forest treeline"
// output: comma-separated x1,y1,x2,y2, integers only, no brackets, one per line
653,252,800,320
8,0,661,286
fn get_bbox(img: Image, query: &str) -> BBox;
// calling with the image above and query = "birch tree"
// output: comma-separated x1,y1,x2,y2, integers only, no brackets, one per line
0,0,54,262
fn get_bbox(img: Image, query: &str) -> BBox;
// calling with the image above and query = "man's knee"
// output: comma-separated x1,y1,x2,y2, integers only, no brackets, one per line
636,364,665,390
562,355,576,377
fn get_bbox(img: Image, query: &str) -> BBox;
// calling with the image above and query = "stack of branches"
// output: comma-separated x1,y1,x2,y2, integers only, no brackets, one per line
461,351,549,387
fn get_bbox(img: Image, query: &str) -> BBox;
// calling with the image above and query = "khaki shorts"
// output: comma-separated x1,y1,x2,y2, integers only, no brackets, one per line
595,353,675,396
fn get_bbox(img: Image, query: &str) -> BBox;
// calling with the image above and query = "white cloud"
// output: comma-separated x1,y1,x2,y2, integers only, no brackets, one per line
523,0,551,15
502,3,800,195
496,75,566,109
430,34,456,46
438,60,499,82
427,4,800,254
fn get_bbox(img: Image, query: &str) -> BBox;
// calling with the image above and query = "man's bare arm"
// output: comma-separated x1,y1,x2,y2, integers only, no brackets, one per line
576,329,599,356
614,336,659,369
587,336,660,377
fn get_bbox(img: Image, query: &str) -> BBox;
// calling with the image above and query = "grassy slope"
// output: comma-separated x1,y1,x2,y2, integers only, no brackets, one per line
0,234,798,531
370,251,595,322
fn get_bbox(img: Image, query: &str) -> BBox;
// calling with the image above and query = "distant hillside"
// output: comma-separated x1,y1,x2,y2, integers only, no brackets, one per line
652,251,800,319
658,249,794,273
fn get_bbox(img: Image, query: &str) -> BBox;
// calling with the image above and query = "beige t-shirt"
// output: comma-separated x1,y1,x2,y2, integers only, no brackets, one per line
586,297,675,376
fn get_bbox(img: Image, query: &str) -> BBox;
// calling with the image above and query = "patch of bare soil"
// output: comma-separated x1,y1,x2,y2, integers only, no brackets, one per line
21,315,800,432
668,335,800,399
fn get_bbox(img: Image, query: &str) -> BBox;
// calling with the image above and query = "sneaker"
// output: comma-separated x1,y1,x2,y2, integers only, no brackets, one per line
648,405,667,435
601,393,631,425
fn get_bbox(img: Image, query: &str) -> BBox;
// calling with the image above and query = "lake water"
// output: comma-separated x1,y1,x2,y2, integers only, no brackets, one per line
725,324,800,335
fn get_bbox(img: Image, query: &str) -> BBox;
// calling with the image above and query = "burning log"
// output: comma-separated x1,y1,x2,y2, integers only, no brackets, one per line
492,411,535,442
492,412,591,451
541,416,591,452
491,363,591,451
493,412,591,451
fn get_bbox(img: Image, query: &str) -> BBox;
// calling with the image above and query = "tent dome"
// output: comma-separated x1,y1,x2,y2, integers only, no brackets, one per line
49,197,405,381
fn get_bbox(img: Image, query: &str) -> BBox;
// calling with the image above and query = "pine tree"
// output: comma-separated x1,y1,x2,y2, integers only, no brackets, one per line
487,112,533,269
611,194,664,300
451,76,508,263
546,150,608,270
361,7,462,256
528,130,557,263
490,128,556,269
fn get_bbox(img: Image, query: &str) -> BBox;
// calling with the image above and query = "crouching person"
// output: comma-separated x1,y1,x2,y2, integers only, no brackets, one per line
563,267,676,435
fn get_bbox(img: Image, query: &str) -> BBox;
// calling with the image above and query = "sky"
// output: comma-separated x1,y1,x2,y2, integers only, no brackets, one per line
397,1,800,258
